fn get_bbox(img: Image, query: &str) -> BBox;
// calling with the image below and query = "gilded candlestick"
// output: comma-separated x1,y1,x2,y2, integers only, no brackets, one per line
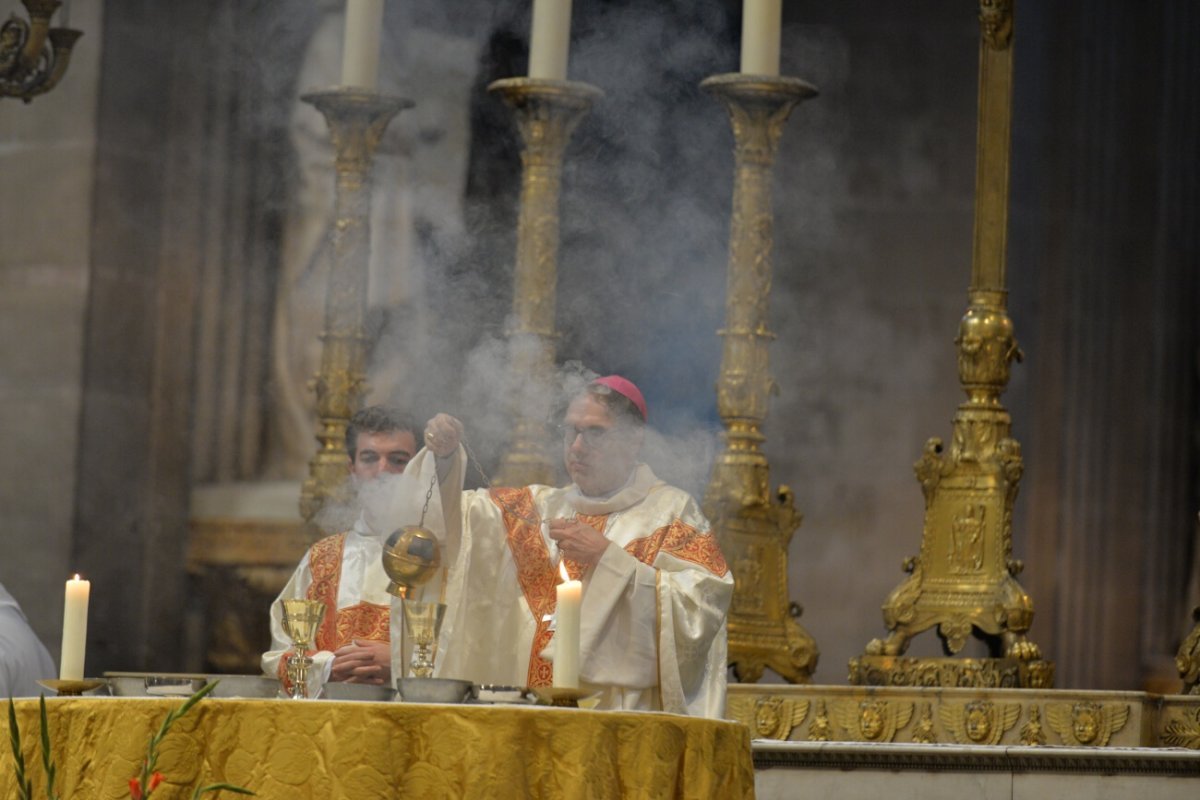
298,89,411,522
849,0,1053,689
701,73,819,683
489,78,601,488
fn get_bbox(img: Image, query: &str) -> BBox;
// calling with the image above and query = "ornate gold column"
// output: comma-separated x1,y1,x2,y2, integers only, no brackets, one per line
489,78,601,488
299,90,411,522
701,74,819,683
849,0,1054,688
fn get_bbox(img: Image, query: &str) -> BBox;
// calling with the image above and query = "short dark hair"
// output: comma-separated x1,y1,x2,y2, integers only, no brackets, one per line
345,406,418,460
577,383,645,430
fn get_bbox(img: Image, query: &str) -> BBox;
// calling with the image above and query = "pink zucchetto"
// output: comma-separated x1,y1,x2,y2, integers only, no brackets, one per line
590,375,648,421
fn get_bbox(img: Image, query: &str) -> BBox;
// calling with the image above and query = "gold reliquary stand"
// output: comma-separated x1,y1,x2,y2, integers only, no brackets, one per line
701,73,819,684
489,78,602,489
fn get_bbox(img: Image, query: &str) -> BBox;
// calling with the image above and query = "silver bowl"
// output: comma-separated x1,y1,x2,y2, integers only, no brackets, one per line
104,672,208,697
475,684,535,704
322,681,396,702
395,677,476,704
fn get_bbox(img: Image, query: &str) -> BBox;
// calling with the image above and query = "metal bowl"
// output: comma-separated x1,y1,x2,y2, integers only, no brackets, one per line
475,684,535,704
204,674,280,699
104,672,208,697
395,677,476,704
322,681,396,702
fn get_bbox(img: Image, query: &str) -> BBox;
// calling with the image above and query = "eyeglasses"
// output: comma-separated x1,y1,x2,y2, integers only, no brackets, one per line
558,424,615,448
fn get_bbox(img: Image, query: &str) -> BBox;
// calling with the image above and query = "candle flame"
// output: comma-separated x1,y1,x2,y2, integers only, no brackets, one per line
559,560,570,582
73,573,81,580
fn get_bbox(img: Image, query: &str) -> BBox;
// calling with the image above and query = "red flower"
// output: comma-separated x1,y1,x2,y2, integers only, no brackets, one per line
129,771,165,799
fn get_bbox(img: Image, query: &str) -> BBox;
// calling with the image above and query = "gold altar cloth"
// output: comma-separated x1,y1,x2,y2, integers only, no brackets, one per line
2,697,754,799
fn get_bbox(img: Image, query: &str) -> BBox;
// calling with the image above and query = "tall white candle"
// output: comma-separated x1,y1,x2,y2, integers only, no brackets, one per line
529,0,573,80
341,0,385,90
553,561,581,689
60,575,90,681
740,0,782,76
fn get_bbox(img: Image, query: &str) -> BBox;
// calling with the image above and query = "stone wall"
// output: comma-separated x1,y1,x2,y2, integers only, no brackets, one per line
0,0,105,659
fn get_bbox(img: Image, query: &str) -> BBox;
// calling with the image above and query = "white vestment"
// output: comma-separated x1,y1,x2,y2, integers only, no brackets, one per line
420,448,733,719
0,581,57,698
261,516,395,684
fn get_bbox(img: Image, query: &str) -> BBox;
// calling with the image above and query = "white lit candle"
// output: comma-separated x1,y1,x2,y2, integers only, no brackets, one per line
553,561,581,689
60,575,90,681
740,0,782,76
341,0,385,90
529,0,573,80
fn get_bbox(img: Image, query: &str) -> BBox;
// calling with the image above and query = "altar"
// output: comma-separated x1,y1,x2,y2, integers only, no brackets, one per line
2,696,755,798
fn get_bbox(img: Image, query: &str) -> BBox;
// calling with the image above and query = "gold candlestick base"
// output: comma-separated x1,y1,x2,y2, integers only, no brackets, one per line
38,678,105,697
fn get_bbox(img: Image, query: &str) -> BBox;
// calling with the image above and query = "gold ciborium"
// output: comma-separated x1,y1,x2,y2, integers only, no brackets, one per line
402,600,447,679
280,598,327,699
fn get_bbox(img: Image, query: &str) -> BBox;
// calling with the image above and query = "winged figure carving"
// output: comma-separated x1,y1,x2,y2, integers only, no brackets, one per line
1045,701,1129,746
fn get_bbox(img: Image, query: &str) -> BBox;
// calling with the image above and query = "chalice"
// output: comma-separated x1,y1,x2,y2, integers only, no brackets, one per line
280,598,326,699
402,600,447,679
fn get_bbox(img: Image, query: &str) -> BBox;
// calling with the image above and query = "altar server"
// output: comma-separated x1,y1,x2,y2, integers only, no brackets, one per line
262,406,419,686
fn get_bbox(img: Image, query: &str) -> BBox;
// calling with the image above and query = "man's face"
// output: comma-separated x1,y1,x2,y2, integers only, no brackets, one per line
349,430,418,482
562,394,642,496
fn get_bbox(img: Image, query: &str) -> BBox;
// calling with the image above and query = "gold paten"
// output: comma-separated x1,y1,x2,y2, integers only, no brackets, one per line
700,73,819,683
849,0,1052,688
489,78,602,489
297,90,411,522
0,0,82,102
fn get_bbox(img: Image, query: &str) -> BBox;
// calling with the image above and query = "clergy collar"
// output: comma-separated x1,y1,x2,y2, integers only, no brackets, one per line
565,463,662,515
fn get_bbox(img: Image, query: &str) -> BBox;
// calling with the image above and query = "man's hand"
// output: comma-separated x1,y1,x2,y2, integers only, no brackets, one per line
548,518,610,566
330,639,391,685
424,413,464,458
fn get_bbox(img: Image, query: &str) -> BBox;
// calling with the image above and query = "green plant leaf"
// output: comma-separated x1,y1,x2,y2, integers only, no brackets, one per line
39,694,59,800
7,697,33,800
191,782,255,798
